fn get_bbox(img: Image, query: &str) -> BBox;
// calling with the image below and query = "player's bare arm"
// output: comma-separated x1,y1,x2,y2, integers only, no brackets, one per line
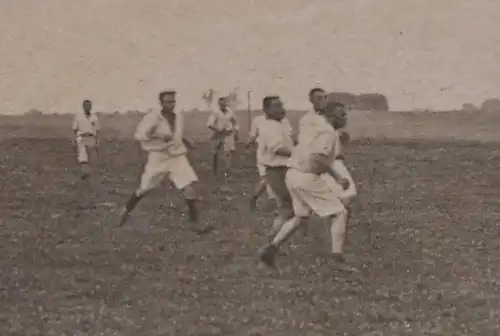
339,131,350,144
246,136,257,148
182,137,195,150
136,120,172,142
310,154,349,189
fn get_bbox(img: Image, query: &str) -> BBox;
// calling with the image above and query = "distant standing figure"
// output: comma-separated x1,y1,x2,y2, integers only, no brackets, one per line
207,96,239,178
72,100,99,180
118,90,212,234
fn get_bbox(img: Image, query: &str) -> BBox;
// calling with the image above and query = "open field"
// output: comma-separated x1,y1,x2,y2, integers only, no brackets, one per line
3,108,500,142
1,112,500,335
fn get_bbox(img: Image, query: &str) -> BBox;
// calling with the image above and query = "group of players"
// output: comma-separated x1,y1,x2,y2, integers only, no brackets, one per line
71,88,358,271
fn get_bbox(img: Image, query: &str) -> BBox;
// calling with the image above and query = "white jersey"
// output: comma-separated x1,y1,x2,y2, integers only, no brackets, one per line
258,118,294,167
134,109,186,156
250,114,292,164
72,113,99,137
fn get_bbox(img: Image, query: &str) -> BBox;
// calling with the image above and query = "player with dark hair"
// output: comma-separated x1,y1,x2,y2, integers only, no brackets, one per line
248,97,293,210
118,91,211,234
259,99,358,272
256,96,296,237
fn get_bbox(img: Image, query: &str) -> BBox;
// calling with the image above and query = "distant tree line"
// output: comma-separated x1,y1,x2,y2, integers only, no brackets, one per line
462,98,500,113
22,95,500,115
327,92,389,111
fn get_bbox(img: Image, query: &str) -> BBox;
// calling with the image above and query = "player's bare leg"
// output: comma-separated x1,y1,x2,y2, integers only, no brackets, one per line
214,150,233,195
212,140,223,177
77,144,91,180
250,178,267,211
80,146,98,180
324,209,359,272
223,150,234,178
80,162,91,180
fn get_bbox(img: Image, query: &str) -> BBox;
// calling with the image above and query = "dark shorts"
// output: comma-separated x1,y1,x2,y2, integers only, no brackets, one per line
265,166,294,220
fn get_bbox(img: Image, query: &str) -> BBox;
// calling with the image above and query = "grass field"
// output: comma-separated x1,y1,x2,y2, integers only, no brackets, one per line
1,111,500,335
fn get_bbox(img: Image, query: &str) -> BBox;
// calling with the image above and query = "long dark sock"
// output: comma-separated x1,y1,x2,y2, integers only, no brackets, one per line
212,153,218,176
118,192,143,226
250,180,267,210
125,193,143,214
185,198,198,223
81,163,90,179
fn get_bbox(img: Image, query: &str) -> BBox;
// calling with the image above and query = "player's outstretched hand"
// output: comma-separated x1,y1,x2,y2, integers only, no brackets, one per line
162,134,174,142
183,138,195,151
339,131,351,144
339,178,350,190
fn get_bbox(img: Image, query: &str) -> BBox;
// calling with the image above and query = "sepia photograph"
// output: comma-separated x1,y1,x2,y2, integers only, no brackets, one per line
1,0,499,335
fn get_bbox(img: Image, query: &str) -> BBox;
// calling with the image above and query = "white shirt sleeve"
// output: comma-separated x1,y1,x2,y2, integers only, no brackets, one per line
174,110,184,140
72,115,79,131
249,117,259,139
310,129,336,156
134,113,157,141
229,109,239,131
282,117,292,136
264,129,284,153
207,110,217,129
93,115,100,132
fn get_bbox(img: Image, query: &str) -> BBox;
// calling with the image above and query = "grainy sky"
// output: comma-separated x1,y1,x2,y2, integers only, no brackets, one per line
1,0,499,114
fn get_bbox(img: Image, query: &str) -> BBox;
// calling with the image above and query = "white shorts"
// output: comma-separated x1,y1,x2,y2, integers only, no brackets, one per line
322,160,357,205
76,136,97,163
213,135,235,153
256,161,277,200
285,168,345,218
139,152,198,193
224,134,235,152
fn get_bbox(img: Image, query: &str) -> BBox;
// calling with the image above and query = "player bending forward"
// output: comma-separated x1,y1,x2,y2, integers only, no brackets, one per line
72,100,99,180
322,102,357,209
118,91,212,234
207,96,239,178
256,96,296,238
259,93,357,271
248,108,293,210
